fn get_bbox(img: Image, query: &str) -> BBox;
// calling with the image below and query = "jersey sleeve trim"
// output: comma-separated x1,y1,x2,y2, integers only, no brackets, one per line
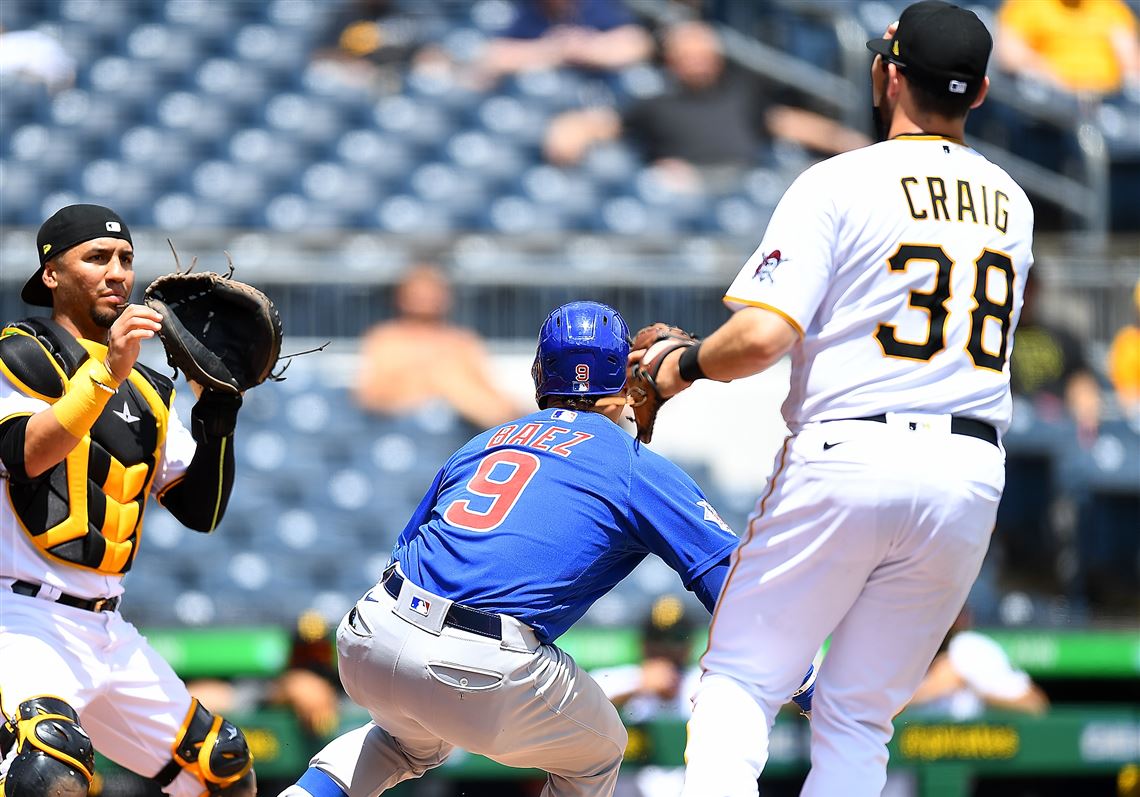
722,297,805,337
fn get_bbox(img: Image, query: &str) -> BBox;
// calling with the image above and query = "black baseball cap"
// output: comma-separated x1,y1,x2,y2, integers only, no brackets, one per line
866,0,992,99
23,203,132,307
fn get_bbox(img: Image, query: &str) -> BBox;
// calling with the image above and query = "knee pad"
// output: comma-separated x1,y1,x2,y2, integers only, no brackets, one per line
0,696,94,797
156,700,254,797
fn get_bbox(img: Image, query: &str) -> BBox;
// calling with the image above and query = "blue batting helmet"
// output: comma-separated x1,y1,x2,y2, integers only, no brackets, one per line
532,301,631,407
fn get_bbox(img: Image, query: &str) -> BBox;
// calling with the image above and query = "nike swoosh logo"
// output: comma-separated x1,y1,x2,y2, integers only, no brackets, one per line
822,441,845,451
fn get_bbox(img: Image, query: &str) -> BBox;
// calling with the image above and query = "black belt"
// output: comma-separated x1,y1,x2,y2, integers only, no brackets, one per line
382,569,503,641
10,580,120,613
854,414,999,447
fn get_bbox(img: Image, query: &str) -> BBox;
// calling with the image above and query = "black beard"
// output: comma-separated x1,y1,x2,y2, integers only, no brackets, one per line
91,303,125,330
872,105,887,142
872,93,891,142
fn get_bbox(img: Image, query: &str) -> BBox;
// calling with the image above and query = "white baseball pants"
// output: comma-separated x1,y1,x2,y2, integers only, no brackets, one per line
280,573,627,797
0,590,202,797
681,418,1004,797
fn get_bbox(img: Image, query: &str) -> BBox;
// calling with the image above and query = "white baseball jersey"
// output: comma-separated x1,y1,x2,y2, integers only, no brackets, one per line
0,370,196,599
724,134,1033,434
683,134,1032,797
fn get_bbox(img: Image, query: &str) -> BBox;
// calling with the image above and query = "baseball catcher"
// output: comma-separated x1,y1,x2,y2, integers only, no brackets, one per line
1,205,257,797
143,242,284,395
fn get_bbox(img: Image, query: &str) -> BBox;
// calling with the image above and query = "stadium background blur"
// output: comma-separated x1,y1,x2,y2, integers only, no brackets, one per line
1,1,1137,795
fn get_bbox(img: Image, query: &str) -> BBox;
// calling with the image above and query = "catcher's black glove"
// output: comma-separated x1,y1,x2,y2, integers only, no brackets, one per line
626,323,699,444
143,249,283,395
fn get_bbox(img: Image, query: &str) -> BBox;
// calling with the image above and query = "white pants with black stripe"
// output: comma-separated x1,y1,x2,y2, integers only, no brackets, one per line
681,418,1004,797
280,574,627,797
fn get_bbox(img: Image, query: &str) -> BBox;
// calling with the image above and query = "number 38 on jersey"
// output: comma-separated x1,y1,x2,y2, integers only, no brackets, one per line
874,243,1015,372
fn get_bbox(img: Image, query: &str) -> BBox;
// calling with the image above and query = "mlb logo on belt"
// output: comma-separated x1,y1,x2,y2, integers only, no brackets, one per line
409,596,430,616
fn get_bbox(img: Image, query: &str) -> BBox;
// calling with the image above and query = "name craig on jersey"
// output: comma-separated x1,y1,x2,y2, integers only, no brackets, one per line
900,176,1009,233
486,422,593,458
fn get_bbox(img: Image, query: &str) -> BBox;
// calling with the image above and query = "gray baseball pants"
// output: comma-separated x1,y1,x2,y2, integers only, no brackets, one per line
280,570,627,797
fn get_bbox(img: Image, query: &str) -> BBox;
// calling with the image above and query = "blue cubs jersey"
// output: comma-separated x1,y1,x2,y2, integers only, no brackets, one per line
392,409,739,643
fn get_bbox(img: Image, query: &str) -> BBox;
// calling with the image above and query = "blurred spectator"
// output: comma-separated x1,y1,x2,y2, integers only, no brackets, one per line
0,25,75,93
189,610,343,738
1010,272,1102,445
1107,278,1140,417
593,596,701,723
475,0,654,85
995,0,1140,96
592,595,701,797
354,263,521,429
592,595,815,795
309,0,444,93
543,21,869,190
907,607,1049,720
266,609,343,738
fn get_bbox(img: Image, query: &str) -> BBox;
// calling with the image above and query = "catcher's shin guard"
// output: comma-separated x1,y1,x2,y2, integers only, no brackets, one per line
0,696,94,797
155,700,255,797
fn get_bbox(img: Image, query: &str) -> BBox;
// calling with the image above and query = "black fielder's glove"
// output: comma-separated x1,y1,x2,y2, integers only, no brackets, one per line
143,249,283,395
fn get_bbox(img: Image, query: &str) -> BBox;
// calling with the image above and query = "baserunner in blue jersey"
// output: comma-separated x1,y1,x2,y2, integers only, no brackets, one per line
280,301,814,797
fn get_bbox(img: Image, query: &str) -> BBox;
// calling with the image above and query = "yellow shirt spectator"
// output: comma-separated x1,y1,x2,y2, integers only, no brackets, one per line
1108,281,1140,408
1108,326,1140,403
997,0,1139,94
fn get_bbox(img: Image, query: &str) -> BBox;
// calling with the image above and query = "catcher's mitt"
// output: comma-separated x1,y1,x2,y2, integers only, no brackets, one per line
143,246,283,395
626,323,699,444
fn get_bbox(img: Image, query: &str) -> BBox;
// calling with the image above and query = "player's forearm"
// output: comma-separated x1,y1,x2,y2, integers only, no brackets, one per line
159,392,241,532
698,307,799,382
649,308,796,400
17,357,123,478
17,412,82,479
690,557,730,614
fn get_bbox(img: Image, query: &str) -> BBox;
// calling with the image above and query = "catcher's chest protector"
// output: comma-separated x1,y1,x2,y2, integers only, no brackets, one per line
0,319,172,575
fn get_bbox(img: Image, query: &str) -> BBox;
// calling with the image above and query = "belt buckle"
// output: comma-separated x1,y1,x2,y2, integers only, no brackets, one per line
90,597,109,612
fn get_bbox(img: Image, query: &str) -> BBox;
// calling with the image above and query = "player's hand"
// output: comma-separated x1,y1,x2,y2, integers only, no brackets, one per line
625,345,691,401
105,304,163,383
640,658,682,700
871,21,899,104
